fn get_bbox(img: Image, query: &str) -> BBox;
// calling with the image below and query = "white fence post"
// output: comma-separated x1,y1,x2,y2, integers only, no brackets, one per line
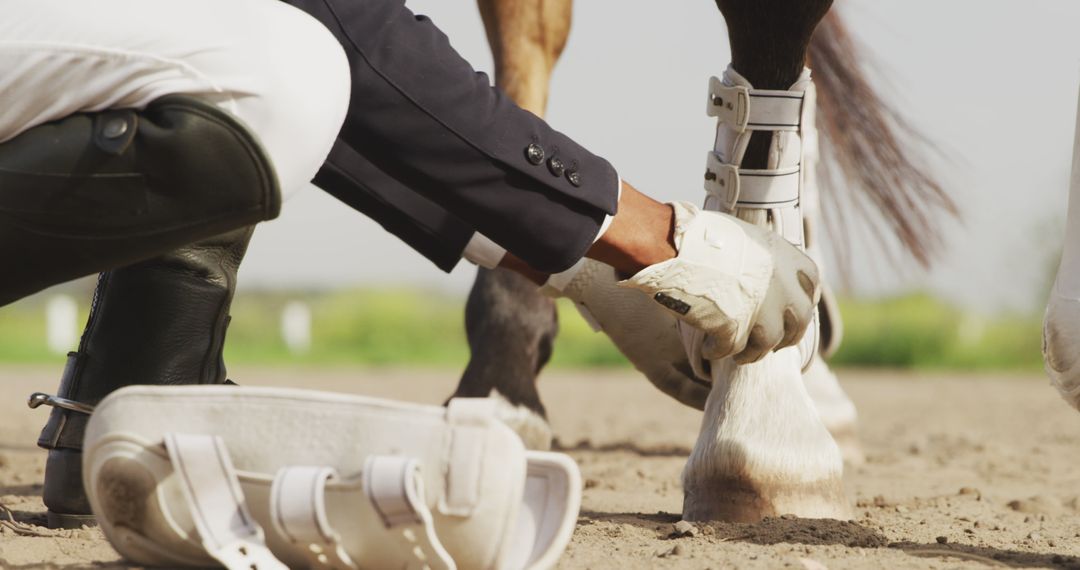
281,301,312,355
45,295,78,355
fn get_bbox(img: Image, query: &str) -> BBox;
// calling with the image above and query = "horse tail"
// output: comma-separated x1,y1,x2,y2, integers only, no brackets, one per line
808,10,957,272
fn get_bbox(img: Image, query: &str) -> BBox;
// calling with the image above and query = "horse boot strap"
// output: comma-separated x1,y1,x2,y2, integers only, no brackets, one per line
33,226,254,528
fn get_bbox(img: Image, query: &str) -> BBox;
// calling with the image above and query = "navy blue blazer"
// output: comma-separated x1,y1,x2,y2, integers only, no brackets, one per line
286,0,619,273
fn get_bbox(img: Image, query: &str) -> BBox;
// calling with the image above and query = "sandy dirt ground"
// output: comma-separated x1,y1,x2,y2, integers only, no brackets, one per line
3,366,1080,569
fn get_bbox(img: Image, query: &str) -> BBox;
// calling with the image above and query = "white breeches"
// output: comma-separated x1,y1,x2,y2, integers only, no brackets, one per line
0,0,350,199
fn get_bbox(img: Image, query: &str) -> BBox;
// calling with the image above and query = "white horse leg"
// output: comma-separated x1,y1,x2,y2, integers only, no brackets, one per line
682,349,849,522
803,355,865,465
683,67,849,522
1045,87,1080,410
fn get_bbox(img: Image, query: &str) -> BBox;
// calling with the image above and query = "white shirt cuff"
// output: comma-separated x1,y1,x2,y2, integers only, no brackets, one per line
462,177,622,270
588,176,621,244
462,232,506,269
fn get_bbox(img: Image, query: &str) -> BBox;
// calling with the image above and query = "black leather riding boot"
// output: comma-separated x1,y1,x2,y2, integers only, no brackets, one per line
33,227,253,528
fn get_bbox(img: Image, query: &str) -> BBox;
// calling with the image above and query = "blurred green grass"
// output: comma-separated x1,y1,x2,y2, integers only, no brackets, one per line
0,289,1045,370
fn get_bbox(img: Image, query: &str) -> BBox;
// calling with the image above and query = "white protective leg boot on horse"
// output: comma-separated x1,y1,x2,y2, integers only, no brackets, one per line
680,66,849,522
1045,86,1080,411
81,386,581,569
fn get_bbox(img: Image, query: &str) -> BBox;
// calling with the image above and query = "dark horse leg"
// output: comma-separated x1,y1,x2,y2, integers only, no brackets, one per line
449,0,574,450
718,0,833,159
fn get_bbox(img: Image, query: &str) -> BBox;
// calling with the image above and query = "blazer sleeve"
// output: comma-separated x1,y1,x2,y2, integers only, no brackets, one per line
315,139,474,273
285,0,620,273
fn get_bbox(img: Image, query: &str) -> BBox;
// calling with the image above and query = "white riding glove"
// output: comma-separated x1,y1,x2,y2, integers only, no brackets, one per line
620,201,820,363
542,258,710,409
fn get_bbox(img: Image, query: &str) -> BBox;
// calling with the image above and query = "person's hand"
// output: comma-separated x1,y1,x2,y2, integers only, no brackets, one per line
619,202,820,363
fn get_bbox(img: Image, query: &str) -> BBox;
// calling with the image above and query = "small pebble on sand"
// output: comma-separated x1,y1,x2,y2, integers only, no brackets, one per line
936,536,948,544
673,521,697,538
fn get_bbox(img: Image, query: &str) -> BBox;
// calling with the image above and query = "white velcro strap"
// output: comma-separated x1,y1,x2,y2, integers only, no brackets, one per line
163,433,287,570
703,153,800,213
736,166,801,209
441,398,495,516
270,466,358,569
772,203,806,248
364,456,455,570
706,76,803,133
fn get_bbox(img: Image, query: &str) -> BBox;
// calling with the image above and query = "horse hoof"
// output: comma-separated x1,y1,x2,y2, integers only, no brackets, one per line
681,475,850,523
489,392,553,451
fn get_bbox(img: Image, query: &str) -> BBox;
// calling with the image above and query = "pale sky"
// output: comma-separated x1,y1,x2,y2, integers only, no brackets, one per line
238,0,1080,314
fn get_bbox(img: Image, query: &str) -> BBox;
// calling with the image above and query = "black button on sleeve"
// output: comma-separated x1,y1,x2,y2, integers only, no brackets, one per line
566,170,582,187
526,143,545,165
547,156,565,177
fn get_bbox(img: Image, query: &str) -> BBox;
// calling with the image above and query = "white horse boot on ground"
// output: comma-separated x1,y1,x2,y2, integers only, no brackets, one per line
82,386,581,570
680,66,848,522
1045,86,1080,410
542,259,711,409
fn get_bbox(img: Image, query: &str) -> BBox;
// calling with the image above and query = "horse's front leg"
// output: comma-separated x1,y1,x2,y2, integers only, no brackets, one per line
681,0,850,522
448,0,573,451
